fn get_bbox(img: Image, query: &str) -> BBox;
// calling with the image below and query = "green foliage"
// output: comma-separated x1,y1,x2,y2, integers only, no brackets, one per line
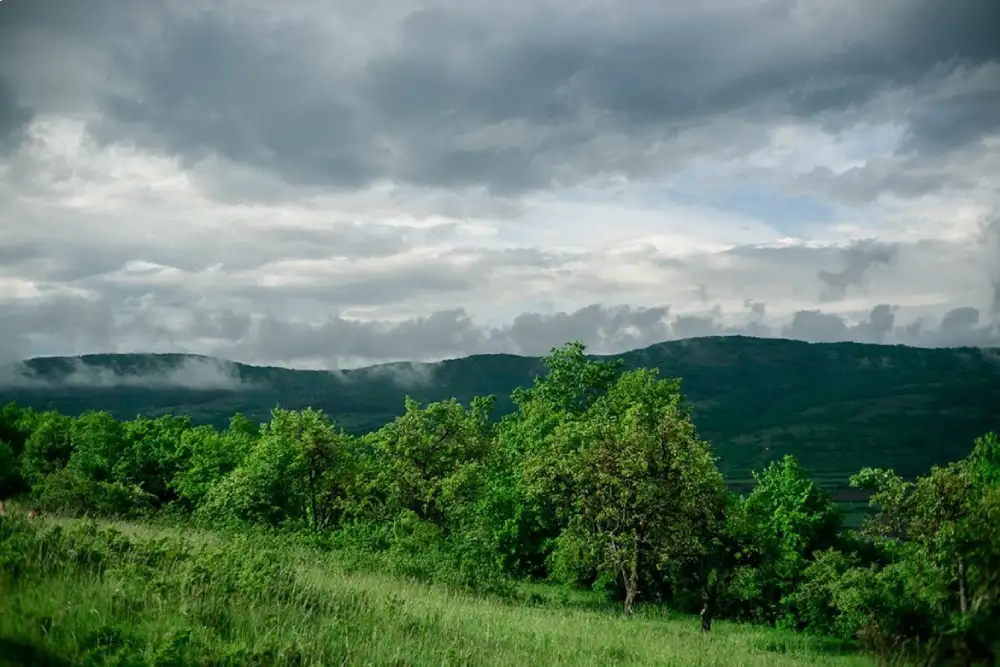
544,368,725,613
0,440,22,498
0,402,35,458
198,412,307,527
170,425,250,508
6,338,1000,499
844,436,1000,665
19,412,74,486
0,342,996,666
513,340,623,414
357,397,491,526
735,455,844,626
33,466,156,517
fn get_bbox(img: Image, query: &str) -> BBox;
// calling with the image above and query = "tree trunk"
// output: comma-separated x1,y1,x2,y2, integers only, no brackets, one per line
700,586,714,632
957,556,969,615
624,584,637,616
623,541,640,615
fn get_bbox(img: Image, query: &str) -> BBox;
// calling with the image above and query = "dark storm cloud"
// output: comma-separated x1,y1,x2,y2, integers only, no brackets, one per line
933,307,1000,347
239,304,677,365
4,0,995,195
496,304,673,355
853,303,897,344
782,310,849,343
941,306,981,333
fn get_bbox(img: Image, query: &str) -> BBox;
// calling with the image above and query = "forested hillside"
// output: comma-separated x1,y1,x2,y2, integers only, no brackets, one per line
1,342,998,666
4,336,1000,495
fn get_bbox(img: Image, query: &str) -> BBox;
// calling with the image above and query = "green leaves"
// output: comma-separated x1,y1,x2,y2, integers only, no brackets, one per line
515,341,623,415
3,340,999,665
536,367,724,613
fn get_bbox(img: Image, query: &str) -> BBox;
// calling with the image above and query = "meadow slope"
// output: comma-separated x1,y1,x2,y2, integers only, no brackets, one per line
0,514,872,667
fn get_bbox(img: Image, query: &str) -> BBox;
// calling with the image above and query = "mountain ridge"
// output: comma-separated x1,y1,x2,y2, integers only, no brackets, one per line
3,336,1000,497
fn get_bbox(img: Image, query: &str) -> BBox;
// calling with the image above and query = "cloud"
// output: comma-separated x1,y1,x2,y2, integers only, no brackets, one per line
0,0,998,369
3,291,999,373
817,240,898,302
0,76,33,154
983,219,1000,319
1,0,995,197
345,361,440,389
0,355,251,390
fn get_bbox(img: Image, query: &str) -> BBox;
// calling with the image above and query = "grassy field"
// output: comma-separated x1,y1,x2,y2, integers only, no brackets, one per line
0,516,874,667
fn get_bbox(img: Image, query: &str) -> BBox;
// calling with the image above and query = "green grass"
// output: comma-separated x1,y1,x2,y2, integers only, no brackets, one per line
0,516,874,667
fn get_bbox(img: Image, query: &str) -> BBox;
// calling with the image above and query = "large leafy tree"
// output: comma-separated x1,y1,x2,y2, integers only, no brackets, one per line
544,368,725,614
356,396,493,528
199,408,355,528
475,342,624,578
117,414,194,505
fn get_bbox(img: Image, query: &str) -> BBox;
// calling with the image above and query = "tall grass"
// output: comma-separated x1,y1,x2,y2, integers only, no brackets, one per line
0,515,873,667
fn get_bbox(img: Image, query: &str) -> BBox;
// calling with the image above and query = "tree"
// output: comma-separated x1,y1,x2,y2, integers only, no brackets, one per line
513,341,622,416
359,397,493,527
19,412,73,486
0,402,35,458
736,455,843,626
848,433,1000,664
198,410,308,526
116,415,194,505
280,408,355,531
548,368,725,615
68,411,126,483
170,425,253,509
0,440,20,498
476,343,624,580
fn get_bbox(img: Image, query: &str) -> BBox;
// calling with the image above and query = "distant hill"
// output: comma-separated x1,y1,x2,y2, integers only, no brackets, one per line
3,336,1000,499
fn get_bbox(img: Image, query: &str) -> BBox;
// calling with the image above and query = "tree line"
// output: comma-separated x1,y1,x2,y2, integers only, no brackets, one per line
1,343,997,666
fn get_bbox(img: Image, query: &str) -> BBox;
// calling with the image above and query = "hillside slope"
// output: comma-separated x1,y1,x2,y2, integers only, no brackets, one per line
3,336,999,493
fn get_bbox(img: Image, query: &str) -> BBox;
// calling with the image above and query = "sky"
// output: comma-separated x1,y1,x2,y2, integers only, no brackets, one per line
0,0,999,370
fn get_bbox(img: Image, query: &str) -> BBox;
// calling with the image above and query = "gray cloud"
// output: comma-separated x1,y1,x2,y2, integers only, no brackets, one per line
818,240,898,301
0,0,998,371
800,159,949,205
941,306,981,333
781,304,1000,348
2,0,996,196
3,290,999,373
345,361,439,389
0,76,33,154
0,219,435,284
984,219,1000,319
903,82,1000,156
